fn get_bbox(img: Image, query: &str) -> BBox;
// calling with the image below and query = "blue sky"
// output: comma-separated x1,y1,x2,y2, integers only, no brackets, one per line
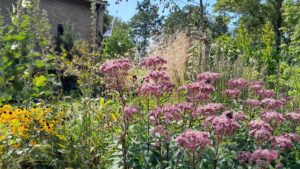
107,0,217,22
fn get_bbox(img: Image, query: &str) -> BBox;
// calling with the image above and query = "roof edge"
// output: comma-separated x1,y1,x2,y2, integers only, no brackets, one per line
85,0,108,5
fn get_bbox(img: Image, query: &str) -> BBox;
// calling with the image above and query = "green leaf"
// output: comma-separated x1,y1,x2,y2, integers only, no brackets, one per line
35,60,44,68
33,75,47,87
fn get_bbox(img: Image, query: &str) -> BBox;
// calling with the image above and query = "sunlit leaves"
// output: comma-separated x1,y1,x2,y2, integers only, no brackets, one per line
33,75,47,87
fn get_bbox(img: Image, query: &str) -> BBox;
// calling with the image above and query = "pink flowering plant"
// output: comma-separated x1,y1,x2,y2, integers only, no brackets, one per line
99,56,300,169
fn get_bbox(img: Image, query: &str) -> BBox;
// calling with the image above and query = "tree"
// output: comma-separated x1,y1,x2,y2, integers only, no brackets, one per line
130,0,163,58
209,14,229,38
214,0,285,75
102,18,135,58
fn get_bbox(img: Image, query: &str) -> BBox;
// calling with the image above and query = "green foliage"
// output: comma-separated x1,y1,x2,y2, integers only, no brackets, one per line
130,0,163,58
102,18,135,58
0,0,55,105
0,0,300,168
209,14,229,38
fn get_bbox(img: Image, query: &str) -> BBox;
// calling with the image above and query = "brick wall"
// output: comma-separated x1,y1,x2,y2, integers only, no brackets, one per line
0,0,105,39
0,0,17,24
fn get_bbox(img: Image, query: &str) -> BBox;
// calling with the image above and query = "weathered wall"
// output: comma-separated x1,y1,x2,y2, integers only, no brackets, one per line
0,0,105,39
41,0,92,39
0,0,17,24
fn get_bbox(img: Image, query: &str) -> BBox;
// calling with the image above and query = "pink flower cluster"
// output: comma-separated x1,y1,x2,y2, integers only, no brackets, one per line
282,133,300,142
238,149,278,167
261,111,285,125
197,72,220,83
249,81,264,92
99,59,131,74
249,149,278,167
270,135,293,150
261,98,285,110
205,115,240,137
286,111,300,123
177,102,194,112
139,56,167,70
176,129,211,152
163,104,182,123
139,71,173,97
144,70,170,83
151,125,171,142
248,120,272,142
245,99,261,107
196,103,225,117
99,59,131,90
148,104,181,124
180,81,215,102
138,84,162,97
227,78,248,89
224,89,241,99
124,105,139,121
221,111,248,121
237,151,252,164
139,57,173,97
257,89,275,98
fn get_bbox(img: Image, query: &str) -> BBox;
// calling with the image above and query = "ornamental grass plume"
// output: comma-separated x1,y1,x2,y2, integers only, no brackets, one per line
249,149,278,168
176,129,211,152
196,103,225,117
99,59,131,90
139,56,167,70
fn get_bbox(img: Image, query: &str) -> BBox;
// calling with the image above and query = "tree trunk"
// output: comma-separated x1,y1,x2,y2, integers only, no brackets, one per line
199,0,210,71
273,0,283,63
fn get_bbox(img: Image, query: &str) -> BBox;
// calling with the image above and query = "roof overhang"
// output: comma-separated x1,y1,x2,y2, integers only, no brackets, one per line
85,0,108,5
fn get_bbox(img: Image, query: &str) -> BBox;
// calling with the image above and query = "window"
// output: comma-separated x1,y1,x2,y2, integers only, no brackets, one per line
57,24,64,36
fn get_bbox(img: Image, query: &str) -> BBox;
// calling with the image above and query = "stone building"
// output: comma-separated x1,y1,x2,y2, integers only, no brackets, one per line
0,0,107,39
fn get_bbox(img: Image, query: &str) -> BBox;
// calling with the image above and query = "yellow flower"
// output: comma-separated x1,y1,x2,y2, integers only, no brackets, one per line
12,143,21,148
56,134,66,141
59,111,65,116
44,107,52,114
2,105,13,111
29,140,37,146
112,113,118,122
